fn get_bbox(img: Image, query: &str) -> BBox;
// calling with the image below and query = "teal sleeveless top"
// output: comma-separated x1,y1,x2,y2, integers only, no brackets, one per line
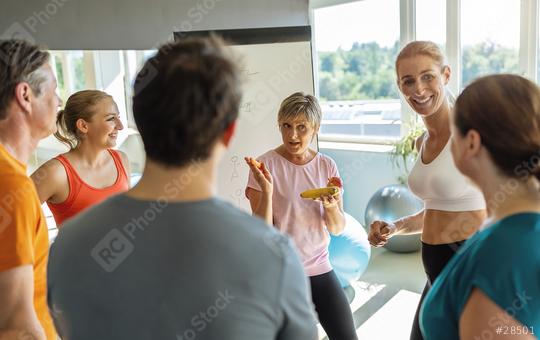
420,213,540,339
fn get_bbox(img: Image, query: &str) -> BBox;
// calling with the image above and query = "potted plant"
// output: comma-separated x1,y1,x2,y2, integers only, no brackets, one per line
390,122,424,184
363,119,425,253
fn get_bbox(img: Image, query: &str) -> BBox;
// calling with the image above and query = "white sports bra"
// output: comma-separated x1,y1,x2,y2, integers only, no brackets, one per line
407,135,486,212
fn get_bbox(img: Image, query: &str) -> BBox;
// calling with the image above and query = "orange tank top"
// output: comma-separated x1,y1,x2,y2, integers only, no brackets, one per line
47,149,129,227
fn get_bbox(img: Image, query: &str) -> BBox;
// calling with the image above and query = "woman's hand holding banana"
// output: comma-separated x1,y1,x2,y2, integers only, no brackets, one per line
300,177,343,209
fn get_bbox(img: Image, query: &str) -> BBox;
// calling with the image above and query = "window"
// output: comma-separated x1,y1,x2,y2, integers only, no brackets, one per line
122,50,157,127
51,51,88,102
416,0,446,50
312,0,540,145
313,0,402,143
50,50,154,129
38,49,154,232
460,0,520,89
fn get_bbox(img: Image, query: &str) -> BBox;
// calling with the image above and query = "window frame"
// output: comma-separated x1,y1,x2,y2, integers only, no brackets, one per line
310,0,540,145
50,50,148,131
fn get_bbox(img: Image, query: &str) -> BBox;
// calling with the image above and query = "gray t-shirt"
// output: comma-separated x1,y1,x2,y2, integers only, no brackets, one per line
48,195,317,340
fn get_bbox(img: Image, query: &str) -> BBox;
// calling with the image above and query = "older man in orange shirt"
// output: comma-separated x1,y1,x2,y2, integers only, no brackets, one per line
0,39,60,340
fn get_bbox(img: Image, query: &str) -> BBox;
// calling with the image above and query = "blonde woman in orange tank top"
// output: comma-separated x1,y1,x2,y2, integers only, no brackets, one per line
31,90,130,227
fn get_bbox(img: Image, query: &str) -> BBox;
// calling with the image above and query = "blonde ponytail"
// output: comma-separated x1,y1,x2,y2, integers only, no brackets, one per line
54,109,76,149
53,90,114,150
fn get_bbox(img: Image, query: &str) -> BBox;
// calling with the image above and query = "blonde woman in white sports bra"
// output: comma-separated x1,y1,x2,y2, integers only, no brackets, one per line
367,41,487,340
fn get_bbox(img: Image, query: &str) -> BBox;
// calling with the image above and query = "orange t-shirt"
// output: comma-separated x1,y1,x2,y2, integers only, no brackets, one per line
0,144,56,339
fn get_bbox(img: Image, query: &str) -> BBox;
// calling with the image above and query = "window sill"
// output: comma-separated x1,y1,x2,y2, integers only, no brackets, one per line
319,141,394,153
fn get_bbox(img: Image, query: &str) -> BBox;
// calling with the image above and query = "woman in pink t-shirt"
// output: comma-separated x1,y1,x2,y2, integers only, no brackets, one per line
246,92,357,340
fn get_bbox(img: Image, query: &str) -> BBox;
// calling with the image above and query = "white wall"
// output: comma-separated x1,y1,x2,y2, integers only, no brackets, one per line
6,0,401,219
0,0,308,49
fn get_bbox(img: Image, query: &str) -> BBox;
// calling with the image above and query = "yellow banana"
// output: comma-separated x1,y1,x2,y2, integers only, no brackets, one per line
300,186,339,199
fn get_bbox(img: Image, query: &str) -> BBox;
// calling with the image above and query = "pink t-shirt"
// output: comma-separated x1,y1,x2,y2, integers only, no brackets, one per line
246,150,341,277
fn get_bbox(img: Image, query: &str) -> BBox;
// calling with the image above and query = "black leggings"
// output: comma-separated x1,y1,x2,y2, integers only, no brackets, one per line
310,271,358,340
410,240,465,340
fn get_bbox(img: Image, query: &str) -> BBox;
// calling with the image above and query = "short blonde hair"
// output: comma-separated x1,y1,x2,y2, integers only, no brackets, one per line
395,41,447,76
277,92,322,128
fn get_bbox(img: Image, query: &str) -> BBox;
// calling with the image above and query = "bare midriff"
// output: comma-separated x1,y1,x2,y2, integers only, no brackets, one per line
421,209,487,244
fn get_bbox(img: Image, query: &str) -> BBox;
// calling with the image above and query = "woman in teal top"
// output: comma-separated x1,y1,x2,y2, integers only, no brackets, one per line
420,74,540,339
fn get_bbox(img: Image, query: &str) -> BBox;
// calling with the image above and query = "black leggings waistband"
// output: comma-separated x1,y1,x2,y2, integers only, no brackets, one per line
421,240,465,284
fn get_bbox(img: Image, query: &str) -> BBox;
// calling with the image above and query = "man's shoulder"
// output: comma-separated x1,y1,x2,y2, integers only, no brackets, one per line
0,171,39,209
0,170,32,190
57,196,296,258
198,199,297,261
206,199,280,235
57,195,125,248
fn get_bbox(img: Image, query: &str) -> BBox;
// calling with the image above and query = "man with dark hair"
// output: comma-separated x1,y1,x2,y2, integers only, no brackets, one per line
0,39,59,340
48,36,317,339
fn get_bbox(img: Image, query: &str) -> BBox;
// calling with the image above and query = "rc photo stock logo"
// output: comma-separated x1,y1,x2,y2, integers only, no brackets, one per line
133,60,158,97
0,23,35,64
1,0,71,62
0,205,13,235
91,228,134,273
1,22,35,43
176,290,236,340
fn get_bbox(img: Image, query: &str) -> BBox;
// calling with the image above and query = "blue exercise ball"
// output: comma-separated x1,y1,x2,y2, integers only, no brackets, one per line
329,213,371,287
130,173,142,187
364,184,423,253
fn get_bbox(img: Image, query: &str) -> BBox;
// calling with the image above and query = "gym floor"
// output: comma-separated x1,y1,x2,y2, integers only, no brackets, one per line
318,246,425,340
